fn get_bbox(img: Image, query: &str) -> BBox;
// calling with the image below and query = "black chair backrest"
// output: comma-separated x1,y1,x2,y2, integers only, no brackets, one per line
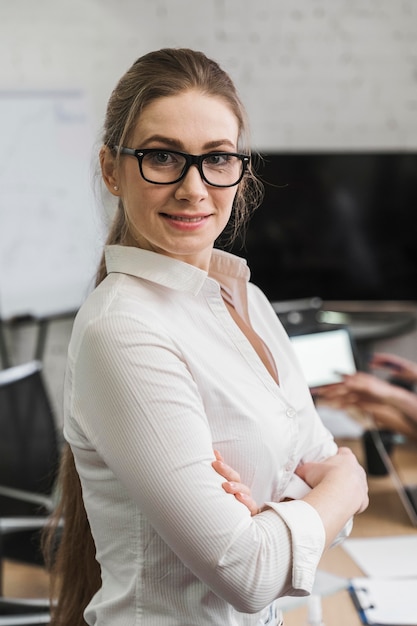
0,361,60,497
0,597,50,623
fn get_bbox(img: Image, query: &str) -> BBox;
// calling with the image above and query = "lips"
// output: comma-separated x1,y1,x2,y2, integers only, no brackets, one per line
161,213,209,222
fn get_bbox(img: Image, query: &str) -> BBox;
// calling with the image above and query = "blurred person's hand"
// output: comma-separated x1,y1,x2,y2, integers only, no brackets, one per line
313,371,395,406
370,352,417,383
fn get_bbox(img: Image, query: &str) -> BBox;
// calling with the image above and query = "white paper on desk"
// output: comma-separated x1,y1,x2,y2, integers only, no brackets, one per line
350,577,417,625
343,535,417,578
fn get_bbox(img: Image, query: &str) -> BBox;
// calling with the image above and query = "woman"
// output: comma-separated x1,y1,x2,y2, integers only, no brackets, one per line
45,48,368,626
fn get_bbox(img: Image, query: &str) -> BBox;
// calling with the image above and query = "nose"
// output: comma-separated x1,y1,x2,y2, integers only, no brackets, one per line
174,164,208,202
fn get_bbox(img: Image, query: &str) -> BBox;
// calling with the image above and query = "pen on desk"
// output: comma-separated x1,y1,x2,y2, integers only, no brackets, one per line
348,582,369,625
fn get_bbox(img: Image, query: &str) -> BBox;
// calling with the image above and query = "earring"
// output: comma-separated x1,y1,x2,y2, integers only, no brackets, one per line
113,185,119,191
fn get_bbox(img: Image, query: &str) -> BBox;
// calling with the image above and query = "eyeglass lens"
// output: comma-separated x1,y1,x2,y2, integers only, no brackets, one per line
141,151,244,186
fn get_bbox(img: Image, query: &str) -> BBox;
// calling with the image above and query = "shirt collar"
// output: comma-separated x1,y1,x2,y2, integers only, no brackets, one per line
104,245,250,296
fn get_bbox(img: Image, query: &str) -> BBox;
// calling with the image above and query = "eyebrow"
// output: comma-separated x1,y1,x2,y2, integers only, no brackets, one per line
139,135,237,151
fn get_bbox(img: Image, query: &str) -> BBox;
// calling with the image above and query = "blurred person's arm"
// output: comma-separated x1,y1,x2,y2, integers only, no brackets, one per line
370,352,417,385
352,400,417,443
315,371,417,433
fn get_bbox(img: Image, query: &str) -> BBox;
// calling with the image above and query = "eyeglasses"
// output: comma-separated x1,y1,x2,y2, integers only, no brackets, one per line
114,146,250,188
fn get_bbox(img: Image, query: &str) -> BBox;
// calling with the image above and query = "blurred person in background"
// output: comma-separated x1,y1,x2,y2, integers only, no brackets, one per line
315,352,417,443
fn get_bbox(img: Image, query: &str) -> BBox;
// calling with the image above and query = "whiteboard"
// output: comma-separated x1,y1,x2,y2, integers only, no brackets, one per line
0,90,105,319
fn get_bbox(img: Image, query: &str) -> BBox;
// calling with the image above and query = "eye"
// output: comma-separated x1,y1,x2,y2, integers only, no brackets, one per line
145,151,183,167
205,154,238,171
143,150,184,169
204,153,229,166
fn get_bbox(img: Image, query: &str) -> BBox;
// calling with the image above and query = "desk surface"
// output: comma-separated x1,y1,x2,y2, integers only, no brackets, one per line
283,437,417,626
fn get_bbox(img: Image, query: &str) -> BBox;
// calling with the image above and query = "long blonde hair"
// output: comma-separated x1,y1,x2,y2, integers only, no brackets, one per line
43,48,263,625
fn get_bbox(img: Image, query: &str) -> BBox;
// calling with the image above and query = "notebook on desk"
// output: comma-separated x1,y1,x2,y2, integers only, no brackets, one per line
349,576,417,625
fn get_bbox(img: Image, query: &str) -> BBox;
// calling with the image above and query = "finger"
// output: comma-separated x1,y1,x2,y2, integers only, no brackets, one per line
222,480,251,497
234,491,260,516
371,353,404,371
212,459,241,483
337,446,354,456
213,449,224,462
221,481,259,515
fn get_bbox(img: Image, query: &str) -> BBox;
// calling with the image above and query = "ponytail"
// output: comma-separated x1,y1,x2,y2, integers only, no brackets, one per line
43,446,100,625
43,201,127,624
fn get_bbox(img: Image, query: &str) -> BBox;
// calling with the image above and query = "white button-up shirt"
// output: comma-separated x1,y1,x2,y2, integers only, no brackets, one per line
64,245,340,626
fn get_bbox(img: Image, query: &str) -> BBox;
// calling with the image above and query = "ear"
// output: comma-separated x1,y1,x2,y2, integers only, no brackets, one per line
100,146,120,196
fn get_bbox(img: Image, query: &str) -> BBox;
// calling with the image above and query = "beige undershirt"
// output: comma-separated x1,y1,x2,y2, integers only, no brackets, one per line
223,298,280,386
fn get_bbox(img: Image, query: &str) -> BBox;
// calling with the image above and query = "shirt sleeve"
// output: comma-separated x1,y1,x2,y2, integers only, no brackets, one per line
266,500,325,592
67,310,326,613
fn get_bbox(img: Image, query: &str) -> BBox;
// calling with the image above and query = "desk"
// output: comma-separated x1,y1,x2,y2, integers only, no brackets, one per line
284,437,417,626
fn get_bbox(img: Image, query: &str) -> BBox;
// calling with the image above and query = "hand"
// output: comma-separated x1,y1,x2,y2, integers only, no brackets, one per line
342,372,396,402
359,401,406,431
358,401,417,442
370,352,417,383
212,450,261,516
296,447,369,515
314,372,395,406
294,447,368,549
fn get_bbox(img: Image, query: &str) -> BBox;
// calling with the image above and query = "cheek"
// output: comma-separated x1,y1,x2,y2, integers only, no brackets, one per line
124,184,171,217
216,189,237,218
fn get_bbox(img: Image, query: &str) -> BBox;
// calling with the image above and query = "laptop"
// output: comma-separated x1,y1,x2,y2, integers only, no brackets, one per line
289,326,359,389
366,428,417,527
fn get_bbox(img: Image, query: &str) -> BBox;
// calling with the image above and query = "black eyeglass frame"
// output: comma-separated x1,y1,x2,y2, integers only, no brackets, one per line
114,146,250,188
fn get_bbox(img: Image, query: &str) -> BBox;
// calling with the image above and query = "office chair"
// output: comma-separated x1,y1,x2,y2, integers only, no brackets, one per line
0,360,60,503
0,360,61,618
0,519,53,623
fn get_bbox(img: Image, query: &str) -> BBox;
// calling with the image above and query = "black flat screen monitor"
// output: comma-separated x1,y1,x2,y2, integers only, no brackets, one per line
226,152,417,302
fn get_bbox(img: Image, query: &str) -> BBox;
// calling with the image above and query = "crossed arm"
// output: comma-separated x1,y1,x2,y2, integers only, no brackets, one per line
213,447,368,551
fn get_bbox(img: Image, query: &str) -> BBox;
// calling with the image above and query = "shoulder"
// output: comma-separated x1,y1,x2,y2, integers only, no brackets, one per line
70,274,178,359
247,282,284,328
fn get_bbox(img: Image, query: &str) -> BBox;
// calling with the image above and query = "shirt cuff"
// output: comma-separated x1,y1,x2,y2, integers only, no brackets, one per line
267,499,326,594
330,516,353,547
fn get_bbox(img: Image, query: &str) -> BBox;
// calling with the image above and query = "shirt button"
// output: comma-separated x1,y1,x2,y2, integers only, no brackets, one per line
286,407,296,418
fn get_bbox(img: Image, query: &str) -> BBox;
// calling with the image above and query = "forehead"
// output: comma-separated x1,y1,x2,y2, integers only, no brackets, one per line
131,90,240,148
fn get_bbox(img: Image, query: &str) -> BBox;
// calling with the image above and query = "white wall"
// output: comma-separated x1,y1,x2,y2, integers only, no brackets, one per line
1,0,417,422
1,0,416,150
